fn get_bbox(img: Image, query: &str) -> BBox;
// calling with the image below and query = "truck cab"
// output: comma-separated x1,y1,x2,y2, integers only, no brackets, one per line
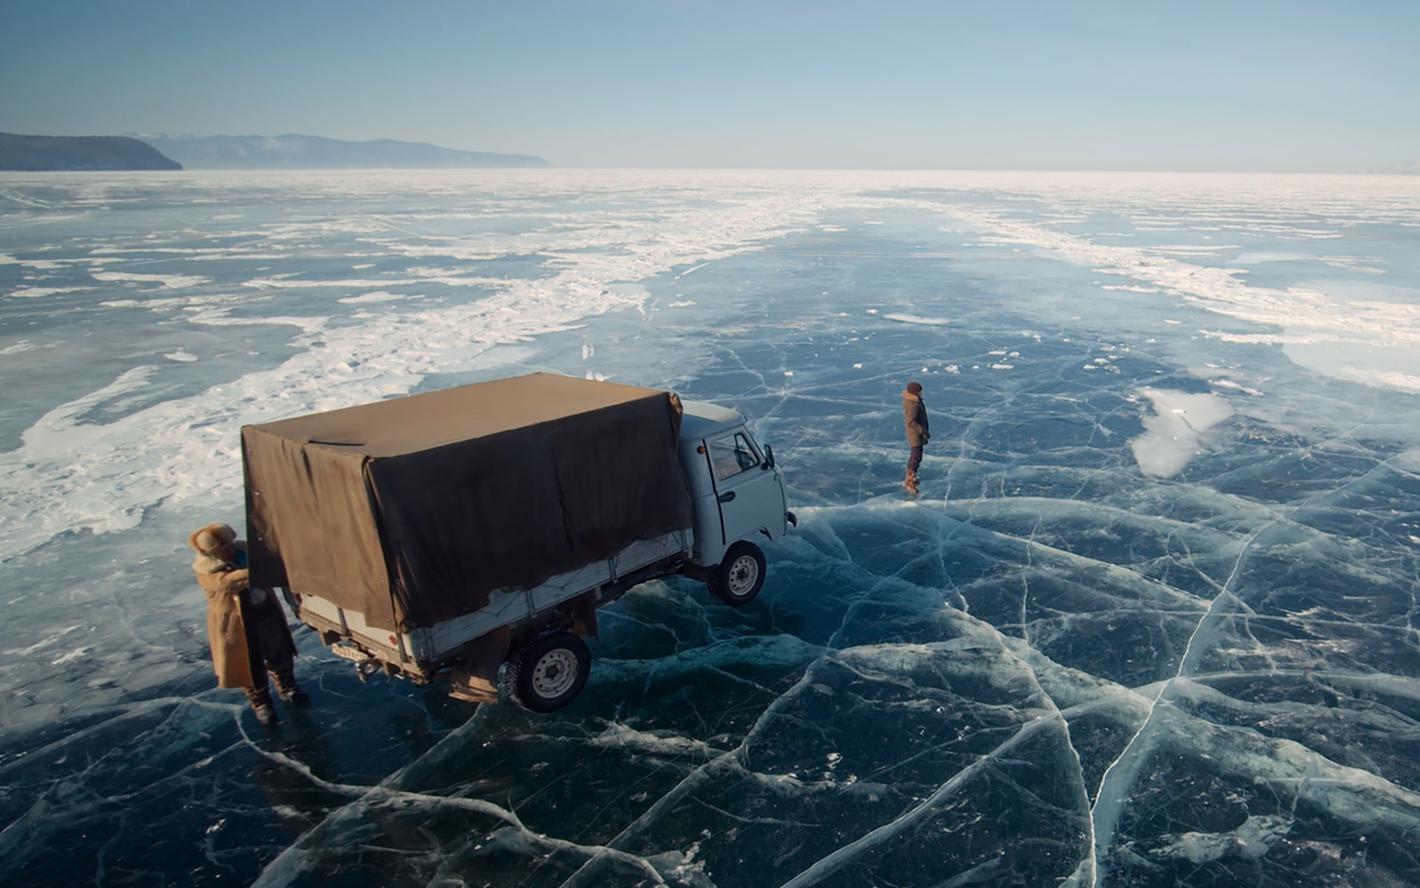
678,401,794,604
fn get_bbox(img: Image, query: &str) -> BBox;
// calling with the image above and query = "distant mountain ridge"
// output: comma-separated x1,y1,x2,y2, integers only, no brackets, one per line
139,133,550,169
0,133,182,171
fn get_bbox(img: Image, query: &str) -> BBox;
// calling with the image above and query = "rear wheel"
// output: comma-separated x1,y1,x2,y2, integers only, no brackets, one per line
508,631,591,713
709,541,766,606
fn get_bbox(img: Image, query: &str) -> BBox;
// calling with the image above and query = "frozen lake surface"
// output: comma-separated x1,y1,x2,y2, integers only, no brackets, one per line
2,170,1419,886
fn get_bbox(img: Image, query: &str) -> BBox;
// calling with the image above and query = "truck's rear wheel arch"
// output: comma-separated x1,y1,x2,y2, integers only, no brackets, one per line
507,630,591,713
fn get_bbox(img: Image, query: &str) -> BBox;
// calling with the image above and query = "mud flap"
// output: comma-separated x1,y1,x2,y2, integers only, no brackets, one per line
569,588,600,639
448,626,512,704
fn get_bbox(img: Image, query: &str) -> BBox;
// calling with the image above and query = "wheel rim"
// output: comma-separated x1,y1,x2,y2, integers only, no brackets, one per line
727,554,760,598
531,648,579,698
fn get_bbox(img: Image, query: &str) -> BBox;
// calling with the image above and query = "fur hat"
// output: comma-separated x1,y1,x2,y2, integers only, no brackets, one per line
906,381,924,395
189,522,236,555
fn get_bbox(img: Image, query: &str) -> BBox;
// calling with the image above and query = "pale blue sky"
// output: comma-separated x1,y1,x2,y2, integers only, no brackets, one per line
2,0,1417,170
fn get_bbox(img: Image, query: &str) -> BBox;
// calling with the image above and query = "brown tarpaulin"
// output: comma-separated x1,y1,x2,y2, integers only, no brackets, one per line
243,374,693,632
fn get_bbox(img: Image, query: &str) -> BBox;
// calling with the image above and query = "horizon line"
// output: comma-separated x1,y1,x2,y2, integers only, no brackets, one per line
5,166,1418,176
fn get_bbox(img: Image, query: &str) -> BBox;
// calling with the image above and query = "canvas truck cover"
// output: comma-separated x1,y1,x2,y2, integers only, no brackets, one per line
242,374,693,633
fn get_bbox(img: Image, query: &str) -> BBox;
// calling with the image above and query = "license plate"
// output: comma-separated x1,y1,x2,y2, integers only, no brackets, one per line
330,642,371,662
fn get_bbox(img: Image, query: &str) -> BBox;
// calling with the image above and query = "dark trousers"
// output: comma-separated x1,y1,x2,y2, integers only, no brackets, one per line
906,445,923,477
243,599,297,707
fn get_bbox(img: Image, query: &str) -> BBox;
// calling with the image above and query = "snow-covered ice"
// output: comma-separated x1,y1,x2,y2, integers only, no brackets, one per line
2,170,1419,886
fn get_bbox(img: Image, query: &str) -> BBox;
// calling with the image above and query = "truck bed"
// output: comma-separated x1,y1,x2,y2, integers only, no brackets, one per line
244,374,694,633
297,529,693,672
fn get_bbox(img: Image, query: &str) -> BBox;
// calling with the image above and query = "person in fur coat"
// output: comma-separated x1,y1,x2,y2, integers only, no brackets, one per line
189,521,308,725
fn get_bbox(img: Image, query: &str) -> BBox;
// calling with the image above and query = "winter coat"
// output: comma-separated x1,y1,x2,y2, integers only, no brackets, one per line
903,391,930,447
194,542,257,688
192,539,294,688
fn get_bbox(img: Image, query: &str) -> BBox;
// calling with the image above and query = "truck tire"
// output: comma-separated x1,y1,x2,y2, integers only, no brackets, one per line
709,541,766,606
508,631,591,713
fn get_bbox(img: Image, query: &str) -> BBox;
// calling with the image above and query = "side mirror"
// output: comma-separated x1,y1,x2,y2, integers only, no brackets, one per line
763,445,775,469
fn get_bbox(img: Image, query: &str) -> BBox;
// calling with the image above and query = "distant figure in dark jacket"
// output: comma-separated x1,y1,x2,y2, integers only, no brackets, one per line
190,522,308,725
902,381,929,494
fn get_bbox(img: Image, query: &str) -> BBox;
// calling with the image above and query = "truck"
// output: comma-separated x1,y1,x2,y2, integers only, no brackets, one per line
242,373,794,713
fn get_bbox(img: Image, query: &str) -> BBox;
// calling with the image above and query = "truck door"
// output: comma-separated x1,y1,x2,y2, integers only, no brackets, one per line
705,428,786,546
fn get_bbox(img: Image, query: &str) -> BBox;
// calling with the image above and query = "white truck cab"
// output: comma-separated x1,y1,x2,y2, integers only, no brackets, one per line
678,402,794,603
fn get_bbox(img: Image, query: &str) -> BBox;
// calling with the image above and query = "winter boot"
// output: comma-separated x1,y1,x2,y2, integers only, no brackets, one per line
904,472,920,495
245,685,279,725
273,670,311,707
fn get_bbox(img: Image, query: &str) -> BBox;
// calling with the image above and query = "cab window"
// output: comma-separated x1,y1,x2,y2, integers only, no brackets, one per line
709,432,760,481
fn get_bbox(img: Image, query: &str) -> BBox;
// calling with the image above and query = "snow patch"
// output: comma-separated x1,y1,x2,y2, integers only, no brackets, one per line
8,286,93,299
92,271,209,289
1129,388,1234,477
1151,815,1291,864
1208,378,1263,397
883,314,949,327
337,291,410,304
588,721,716,757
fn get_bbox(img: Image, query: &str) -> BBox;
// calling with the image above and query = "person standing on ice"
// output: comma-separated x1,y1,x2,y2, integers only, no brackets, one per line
189,522,308,725
902,381,929,494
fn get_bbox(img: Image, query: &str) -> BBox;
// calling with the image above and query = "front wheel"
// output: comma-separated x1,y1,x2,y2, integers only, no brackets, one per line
507,631,591,713
709,541,767,606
